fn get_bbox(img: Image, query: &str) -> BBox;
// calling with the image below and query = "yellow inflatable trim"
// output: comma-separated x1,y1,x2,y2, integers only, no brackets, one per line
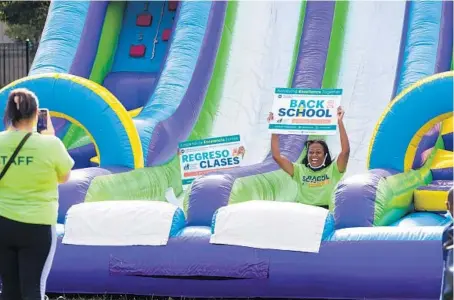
52,112,101,163
430,149,453,170
414,189,449,212
367,71,454,170
129,106,143,118
404,112,452,171
0,73,144,169
89,107,143,164
441,115,453,136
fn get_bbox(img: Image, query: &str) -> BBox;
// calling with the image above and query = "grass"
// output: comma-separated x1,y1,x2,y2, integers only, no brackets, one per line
47,296,268,300
48,296,170,300
47,296,273,300
48,296,201,300
49,296,265,300
47,295,334,300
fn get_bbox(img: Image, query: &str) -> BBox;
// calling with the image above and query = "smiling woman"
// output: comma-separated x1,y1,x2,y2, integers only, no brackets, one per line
269,106,350,209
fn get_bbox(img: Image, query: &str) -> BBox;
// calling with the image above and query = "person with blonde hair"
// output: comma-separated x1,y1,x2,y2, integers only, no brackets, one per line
0,88,74,300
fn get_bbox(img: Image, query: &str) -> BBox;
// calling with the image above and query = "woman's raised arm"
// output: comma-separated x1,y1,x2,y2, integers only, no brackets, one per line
268,112,294,176
271,133,294,177
336,107,350,173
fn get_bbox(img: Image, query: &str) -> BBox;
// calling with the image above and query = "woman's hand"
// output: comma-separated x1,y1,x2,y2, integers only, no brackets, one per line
337,106,345,123
40,128,55,136
267,112,274,123
268,112,294,176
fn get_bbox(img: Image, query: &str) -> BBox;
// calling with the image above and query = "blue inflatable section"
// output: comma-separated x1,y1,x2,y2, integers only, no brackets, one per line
369,74,453,171
394,1,442,96
134,1,212,163
111,1,174,73
29,1,89,75
169,208,187,237
390,212,452,227
0,76,138,169
211,209,444,243
330,226,444,241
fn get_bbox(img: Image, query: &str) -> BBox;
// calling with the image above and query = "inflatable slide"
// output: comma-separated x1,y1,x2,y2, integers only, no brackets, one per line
0,0,452,299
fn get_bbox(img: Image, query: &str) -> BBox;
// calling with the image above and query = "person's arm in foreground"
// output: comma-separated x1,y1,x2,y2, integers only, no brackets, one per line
336,106,350,173
55,137,74,183
268,112,294,176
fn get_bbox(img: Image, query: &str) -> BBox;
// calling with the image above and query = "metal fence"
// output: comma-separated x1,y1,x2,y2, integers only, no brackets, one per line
0,41,38,88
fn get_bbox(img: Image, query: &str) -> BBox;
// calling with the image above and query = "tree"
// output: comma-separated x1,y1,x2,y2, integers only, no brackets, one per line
0,1,50,43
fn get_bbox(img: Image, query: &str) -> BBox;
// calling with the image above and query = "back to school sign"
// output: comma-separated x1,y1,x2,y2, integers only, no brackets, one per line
268,88,342,135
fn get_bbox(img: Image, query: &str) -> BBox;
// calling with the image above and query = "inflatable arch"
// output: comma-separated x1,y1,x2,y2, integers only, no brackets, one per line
0,73,144,169
368,71,454,172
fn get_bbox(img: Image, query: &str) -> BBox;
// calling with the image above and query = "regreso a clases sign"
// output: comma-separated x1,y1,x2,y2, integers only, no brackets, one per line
268,88,342,135
178,135,245,186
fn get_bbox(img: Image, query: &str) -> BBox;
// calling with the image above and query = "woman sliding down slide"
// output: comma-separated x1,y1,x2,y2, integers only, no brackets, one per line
268,106,350,209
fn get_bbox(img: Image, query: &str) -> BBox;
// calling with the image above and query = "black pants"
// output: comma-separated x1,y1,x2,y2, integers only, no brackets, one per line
0,215,56,300
440,223,453,300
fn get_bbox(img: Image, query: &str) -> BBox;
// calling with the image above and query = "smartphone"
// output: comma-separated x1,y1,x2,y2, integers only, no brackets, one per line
37,108,49,133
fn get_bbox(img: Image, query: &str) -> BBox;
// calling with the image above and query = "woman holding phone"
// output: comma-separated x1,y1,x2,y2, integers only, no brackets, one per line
0,88,74,300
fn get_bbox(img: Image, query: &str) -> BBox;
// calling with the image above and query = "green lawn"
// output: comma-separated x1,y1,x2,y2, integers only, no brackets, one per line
47,295,266,300
48,296,170,300
47,295,195,300
47,296,326,300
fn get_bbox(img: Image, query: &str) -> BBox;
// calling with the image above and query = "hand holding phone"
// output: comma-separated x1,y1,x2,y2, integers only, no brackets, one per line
37,109,48,133
37,109,55,135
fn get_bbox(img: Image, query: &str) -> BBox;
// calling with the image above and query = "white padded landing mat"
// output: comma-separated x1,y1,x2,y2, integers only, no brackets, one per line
210,201,329,253
62,200,179,246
